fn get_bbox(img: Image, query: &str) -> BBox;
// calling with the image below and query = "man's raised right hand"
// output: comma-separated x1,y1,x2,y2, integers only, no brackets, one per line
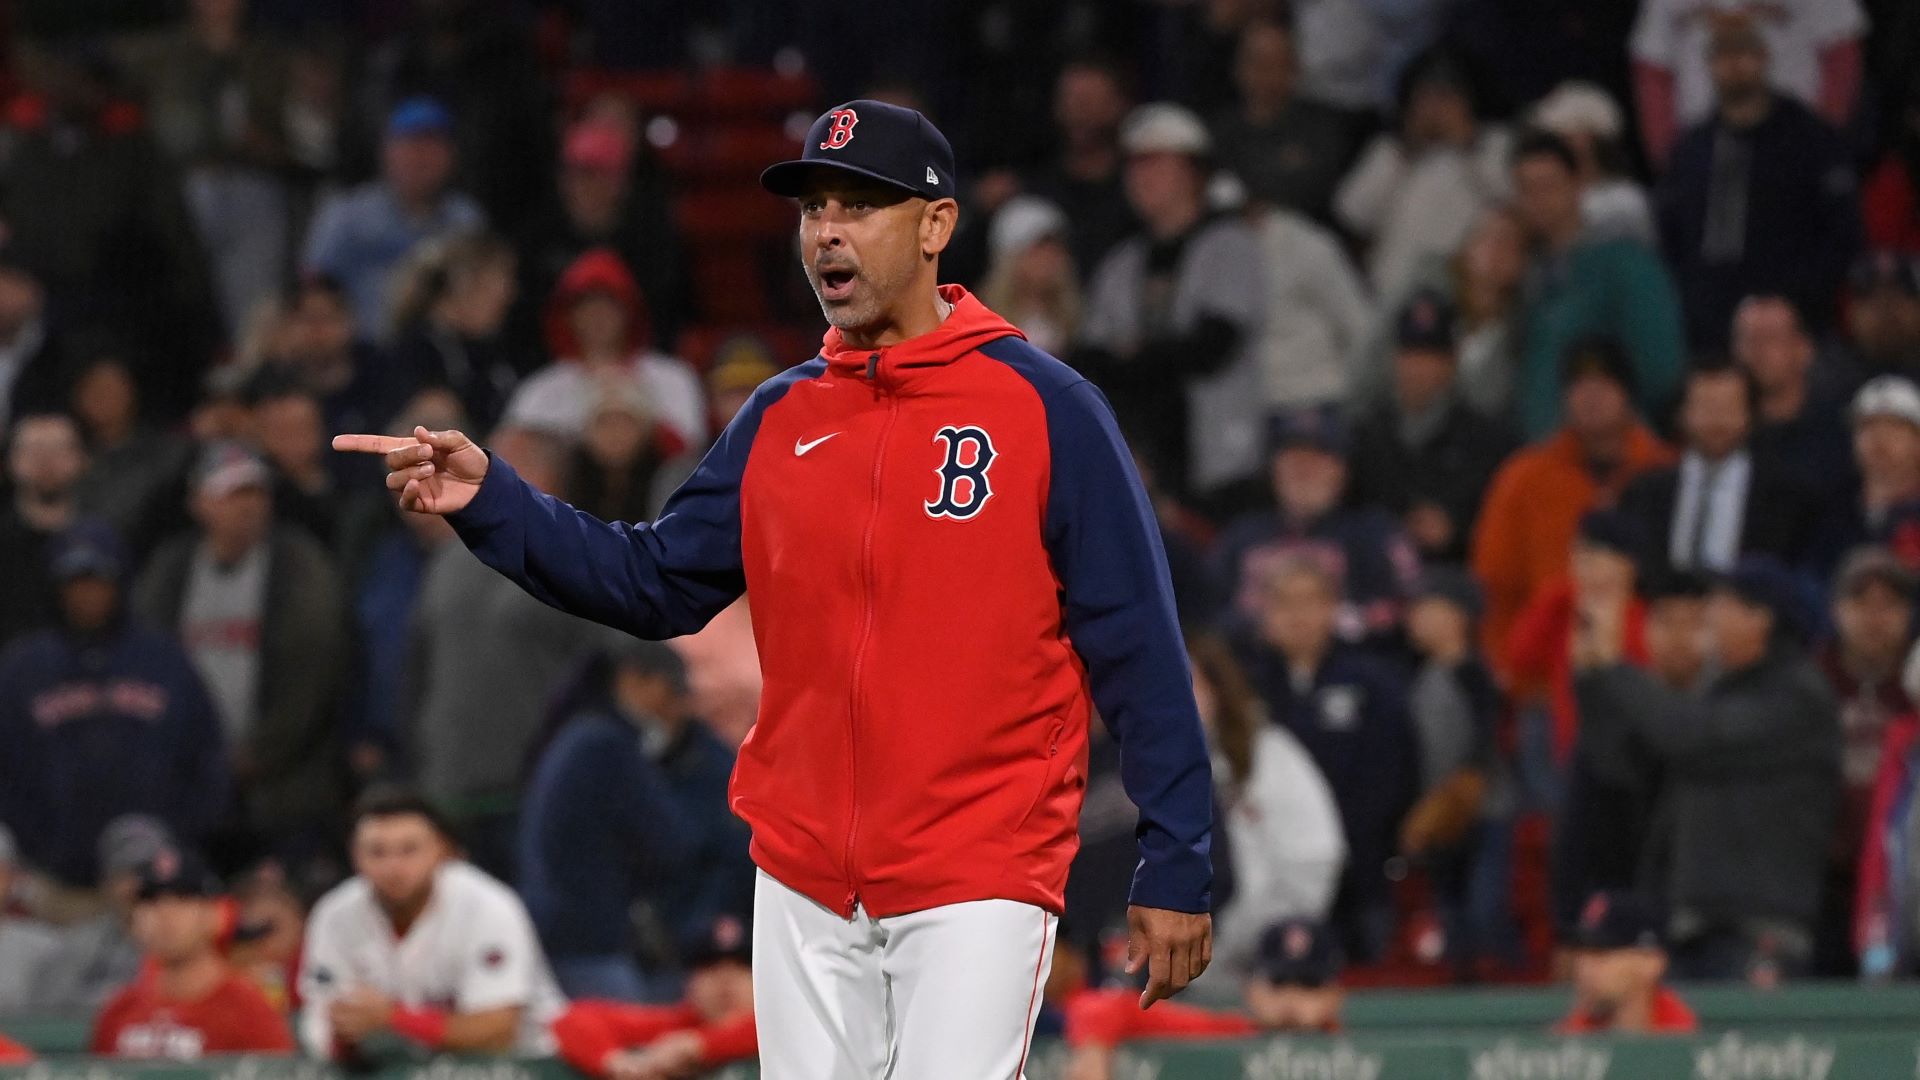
332,426,489,516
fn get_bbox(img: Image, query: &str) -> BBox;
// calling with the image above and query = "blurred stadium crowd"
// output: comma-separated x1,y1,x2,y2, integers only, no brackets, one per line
4,0,1920,1069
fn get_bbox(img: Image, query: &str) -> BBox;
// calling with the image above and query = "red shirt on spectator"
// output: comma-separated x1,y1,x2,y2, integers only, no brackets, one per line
551,1000,756,1074
1507,578,1650,762
1063,987,1339,1048
1555,986,1697,1035
91,968,295,1058
0,1034,31,1063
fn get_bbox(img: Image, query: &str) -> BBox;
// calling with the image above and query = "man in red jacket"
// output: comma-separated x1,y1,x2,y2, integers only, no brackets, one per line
91,849,295,1058
552,916,756,1079
338,99,1214,1079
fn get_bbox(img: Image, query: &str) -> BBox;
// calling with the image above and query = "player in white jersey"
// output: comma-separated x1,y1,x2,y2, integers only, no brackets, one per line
298,788,566,1060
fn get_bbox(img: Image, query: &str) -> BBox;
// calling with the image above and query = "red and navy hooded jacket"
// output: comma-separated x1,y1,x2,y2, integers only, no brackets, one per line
449,285,1213,918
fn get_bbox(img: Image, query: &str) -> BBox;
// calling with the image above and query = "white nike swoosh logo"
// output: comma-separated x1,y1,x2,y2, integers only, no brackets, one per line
795,433,841,456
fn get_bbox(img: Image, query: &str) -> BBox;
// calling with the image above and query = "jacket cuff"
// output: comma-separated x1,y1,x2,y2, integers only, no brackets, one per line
1128,850,1212,914
448,451,524,537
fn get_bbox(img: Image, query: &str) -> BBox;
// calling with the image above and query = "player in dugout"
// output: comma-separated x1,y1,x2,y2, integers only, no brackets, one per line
1062,917,1344,1080
299,787,565,1062
551,914,757,1079
90,848,294,1058
1557,890,1698,1035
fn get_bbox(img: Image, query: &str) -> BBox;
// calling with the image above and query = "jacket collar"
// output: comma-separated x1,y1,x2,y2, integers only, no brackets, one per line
820,285,1023,384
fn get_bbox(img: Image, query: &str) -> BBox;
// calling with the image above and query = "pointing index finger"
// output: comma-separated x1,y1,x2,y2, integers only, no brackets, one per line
332,433,416,455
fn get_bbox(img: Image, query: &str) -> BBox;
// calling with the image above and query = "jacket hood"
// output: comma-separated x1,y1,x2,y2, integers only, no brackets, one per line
544,248,655,360
820,285,1023,376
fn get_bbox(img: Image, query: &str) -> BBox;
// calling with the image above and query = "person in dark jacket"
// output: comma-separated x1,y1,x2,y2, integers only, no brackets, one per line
383,232,522,434
1735,295,1856,505
133,443,347,885
0,413,88,646
1656,19,1860,350
519,641,751,1002
1236,556,1417,960
1348,289,1518,563
0,521,227,887
1574,555,1840,982
1217,407,1424,643
1620,361,1813,575
1398,568,1504,971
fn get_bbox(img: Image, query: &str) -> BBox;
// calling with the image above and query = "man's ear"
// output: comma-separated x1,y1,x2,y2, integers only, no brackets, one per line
922,198,959,259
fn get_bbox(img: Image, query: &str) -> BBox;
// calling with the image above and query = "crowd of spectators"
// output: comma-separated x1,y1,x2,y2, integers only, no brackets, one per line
5,0,1920,1063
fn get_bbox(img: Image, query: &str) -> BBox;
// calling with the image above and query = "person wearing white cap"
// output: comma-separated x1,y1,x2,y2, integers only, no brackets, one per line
1529,82,1657,246
980,196,1081,356
1813,376,1920,579
0,822,60,1013
133,441,349,879
1080,102,1268,504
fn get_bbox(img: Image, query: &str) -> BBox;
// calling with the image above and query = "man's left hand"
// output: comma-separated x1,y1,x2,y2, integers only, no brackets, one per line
1124,905,1212,1009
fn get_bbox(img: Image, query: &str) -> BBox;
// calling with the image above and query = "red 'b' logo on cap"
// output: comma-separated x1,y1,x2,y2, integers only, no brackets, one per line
819,108,859,150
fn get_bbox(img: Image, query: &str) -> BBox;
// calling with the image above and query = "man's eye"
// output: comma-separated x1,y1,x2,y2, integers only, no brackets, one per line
801,200,824,214
850,200,872,212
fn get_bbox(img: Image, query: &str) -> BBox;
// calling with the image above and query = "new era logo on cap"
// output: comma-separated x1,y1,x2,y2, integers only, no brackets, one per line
926,166,939,185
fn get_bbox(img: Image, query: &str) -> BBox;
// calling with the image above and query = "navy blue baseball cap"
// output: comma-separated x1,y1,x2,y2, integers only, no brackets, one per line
133,846,219,901
1568,890,1664,951
760,100,957,202
1716,554,1814,644
683,913,752,969
1396,288,1457,352
1267,405,1350,456
48,518,127,583
1256,918,1343,987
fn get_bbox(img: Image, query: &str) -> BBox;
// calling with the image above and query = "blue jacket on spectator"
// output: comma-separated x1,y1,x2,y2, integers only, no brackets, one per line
1214,505,1422,643
0,619,229,886
518,705,751,963
1236,636,1418,949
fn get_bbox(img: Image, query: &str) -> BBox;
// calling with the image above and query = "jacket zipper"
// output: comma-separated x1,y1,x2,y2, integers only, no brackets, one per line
845,349,894,915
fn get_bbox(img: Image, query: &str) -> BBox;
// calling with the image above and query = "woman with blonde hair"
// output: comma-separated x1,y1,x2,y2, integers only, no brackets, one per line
979,196,1082,356
385,231,521,432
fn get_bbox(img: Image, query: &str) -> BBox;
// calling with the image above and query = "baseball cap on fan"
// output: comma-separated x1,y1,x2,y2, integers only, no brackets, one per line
760,100,957,202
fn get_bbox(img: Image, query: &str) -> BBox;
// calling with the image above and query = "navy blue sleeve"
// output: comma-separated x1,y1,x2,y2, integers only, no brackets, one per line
1039,377,1215,914
448,361,823,639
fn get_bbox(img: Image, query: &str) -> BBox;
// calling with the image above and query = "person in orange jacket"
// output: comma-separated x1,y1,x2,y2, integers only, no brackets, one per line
1557,891,1697,1035
1063,918,1342,1080
552,916,756,1080
1472,338,1673,674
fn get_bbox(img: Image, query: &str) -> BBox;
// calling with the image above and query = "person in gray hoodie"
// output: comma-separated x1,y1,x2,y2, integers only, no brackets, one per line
1573,555,1839,982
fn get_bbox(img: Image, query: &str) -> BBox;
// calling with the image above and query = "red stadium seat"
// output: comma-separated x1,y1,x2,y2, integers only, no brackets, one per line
562,69,693,117
677,187,794,241
659,124,802,181
692,68,819,122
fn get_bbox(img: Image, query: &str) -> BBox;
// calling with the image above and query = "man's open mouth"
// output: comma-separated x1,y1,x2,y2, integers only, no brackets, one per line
818,268,857,301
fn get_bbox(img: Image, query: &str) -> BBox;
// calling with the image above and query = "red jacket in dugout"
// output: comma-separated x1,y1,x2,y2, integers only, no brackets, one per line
450,287,1214,918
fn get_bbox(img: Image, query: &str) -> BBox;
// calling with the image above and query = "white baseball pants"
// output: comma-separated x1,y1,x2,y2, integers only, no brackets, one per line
751,869,1057,1079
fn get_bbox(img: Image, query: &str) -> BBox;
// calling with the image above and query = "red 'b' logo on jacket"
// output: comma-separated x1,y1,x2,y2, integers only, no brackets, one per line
819,109,859,150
